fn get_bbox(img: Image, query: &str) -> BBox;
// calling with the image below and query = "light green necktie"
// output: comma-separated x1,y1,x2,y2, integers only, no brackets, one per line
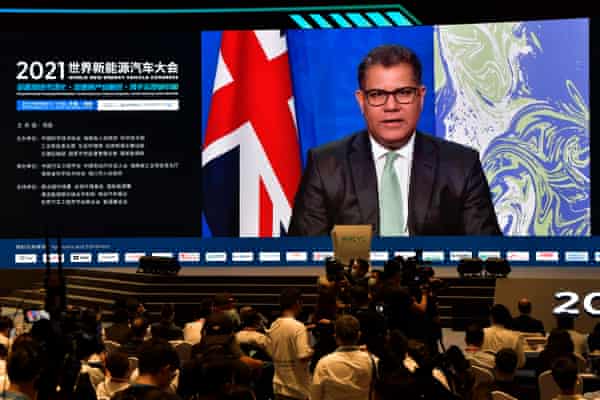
379,152,404,236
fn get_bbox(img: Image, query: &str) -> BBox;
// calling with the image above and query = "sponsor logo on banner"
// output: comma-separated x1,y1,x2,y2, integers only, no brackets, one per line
506,251,530,262
422,251,444,262
70,253,92,263
15,254,37,264
565,251,589,262
125,252,146,263
98,252,119,263
286,251,307,262
370,251,389,261
42,254,65,263
232,252,254,262
313,251,334,262
394,251,416,259
536,251,559,262
478,251,501,260
152,252,173,258
595,252,600,263
259,252,280,262
178,252,201,263
206,252,227,262
450,251,472,261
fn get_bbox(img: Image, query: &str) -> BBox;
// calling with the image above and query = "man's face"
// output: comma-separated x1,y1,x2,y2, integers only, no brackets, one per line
355,63,425,149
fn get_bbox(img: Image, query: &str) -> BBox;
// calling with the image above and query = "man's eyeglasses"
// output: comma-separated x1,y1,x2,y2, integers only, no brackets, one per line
362,87,421,107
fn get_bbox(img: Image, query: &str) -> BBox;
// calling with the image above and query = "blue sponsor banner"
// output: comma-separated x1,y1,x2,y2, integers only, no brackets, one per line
5,236,600,268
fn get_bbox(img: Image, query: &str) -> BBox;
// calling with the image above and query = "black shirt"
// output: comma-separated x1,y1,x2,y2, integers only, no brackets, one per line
512,314,545,335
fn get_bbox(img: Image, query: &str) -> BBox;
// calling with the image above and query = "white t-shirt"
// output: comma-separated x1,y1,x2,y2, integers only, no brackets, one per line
183,319,205,345
266,317,313,399
311,347,376,400
95,379,130,399
235,330,270,353
482,325,526,368
568,329,589,356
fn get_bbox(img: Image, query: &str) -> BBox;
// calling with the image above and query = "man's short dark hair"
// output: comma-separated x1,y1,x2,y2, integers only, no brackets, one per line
160,304,176,321
240,308,261,329
518,299,532,315
137,339,179,375
113,308,129,324
0,316,13,332
490,304,512,327
382,256,404,282
358,44,422,89
106,351,131,379
495,348,518,374
350,285,369,307
385,329,408,358
7,341,42,384
465,323,484,347
557,315,575,330
335,315,360,344
280,288,302,311
552,356,579,392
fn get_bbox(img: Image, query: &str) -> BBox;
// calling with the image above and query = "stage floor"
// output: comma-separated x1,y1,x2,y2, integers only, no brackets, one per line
82,266,600,279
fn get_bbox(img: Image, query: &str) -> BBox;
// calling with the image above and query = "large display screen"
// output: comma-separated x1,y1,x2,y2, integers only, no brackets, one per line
0,4,595,267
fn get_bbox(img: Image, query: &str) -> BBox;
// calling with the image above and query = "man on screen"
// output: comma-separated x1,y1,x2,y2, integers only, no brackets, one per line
288,44,501,236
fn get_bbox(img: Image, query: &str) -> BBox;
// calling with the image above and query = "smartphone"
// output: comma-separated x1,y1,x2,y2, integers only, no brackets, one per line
25,309,50,323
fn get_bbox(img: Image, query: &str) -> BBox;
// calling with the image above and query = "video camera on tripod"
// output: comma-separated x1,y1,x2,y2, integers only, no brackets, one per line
325,257,352,284
400,252,448,295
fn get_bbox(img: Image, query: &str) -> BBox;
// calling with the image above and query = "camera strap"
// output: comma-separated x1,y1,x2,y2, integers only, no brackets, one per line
368,353,378,400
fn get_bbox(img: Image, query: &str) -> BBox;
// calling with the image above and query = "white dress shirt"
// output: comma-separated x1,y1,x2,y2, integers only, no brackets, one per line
311,346,376,400
370,132,415,236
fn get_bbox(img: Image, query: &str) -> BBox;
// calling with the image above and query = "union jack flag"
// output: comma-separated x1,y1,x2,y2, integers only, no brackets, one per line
202,30,301,237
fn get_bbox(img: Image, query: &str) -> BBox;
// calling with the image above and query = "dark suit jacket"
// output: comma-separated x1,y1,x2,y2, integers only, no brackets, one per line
151,321,184,341
288,131,501,236
105,322,132,344
512,314,545,335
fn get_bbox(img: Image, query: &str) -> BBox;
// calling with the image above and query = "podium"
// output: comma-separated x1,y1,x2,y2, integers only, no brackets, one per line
330,225,372,265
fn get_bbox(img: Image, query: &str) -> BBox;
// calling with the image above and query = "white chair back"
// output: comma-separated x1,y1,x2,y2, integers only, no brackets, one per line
128,356,139,371
103,339,121,354
491,391,518,400
471,364,494,386
173,341,192,363
538,369,583,400
523,335,547,350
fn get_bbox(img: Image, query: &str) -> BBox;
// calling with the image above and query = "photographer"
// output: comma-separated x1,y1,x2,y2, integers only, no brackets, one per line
317,257,354,308
378,256,441,355
402,259,444,356
349,284,385,358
